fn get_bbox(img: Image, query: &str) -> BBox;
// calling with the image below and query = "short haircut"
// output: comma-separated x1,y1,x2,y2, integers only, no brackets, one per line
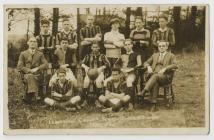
57,68,66,75
157,40,169,46
62,18,70,23
110,18,120,26
28,36,37,41
135,16,143,21
41,19,50,25
86,14,94,18
60,37,69,43
124,39,133,44
159,14,168,21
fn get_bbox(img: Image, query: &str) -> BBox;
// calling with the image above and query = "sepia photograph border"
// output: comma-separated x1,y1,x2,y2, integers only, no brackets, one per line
3,3,210,135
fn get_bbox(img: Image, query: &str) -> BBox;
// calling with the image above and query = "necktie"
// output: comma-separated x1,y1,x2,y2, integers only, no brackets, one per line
31,50,35,61
27,50,35,67
159,53,163,62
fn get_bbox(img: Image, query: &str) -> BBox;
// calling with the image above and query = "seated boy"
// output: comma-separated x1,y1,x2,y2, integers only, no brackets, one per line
49,68,76,87
139,41,177,111
99,67,132,113
52,37,77,87
44,68,81,111
81,41,110,103
121,39,142,102
104,39,142,105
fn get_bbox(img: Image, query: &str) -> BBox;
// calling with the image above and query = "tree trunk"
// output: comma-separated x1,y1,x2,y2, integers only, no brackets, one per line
173,6,181,47
125,7,131,38
52,8,59,36
103,7,106,15
200,7,205,41
26,20,30,41
189,6,197,42
77,8,81,61
34,8,40,36
136,7,143,17
86,8,90,14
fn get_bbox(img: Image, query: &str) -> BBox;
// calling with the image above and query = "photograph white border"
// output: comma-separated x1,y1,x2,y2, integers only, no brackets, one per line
0,0,213,137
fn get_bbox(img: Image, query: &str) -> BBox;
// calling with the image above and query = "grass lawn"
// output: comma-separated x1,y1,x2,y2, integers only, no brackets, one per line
6,50,205,129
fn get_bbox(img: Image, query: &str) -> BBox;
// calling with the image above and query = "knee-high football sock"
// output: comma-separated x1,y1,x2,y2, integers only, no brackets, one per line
127,87,135,104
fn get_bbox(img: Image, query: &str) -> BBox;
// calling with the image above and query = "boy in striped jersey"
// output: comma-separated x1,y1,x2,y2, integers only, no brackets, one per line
130,16,151,62
81,41,110,101
80,14,102,60
55,18,78,73
152,14,175,51
55,18,78,49
44,68,81,111
36,19,55,63
99,67,131,113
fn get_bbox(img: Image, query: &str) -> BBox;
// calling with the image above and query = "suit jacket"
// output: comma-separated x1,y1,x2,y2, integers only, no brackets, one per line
144,52,177,74
17,49,48,74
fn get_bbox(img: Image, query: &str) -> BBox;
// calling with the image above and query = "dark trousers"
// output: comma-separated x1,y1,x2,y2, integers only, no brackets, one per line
24,73,42,94
79,45,91,61
144,73,171,103
133,45,154,62
23,73,44,102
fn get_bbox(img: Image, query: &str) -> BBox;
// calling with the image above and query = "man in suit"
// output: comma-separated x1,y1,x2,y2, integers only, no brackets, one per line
17,37,48,104
139,40,177,111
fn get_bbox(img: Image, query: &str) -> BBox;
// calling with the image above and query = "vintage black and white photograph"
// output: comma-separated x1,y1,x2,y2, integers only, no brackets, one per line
3,4,209,134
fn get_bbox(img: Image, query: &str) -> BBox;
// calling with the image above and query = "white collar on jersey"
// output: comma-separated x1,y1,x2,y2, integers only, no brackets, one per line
110,29,119,34
158,27,168,32
126,50,134,55
135,27,146,32
40,31,51,36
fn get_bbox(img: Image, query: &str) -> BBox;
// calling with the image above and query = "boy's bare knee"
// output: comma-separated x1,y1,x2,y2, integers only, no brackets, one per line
72,79,78,87
122,95,131,103
126,81,133,87
44,97,55,106
83,80,90,88
71,96,81,104
99,95,106,103
112,101,122,112
96,82,103,88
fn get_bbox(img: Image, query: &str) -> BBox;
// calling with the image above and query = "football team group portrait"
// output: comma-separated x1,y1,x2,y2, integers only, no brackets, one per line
5,5,207,130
